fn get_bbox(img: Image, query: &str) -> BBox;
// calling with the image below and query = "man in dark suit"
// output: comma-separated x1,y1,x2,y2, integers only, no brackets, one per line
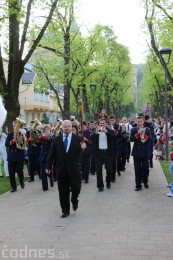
130,116,151,191
45,120,86,218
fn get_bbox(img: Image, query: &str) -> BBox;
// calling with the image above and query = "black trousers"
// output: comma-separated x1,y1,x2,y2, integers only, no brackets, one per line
40,162,53,191
57,172,81,214
95,151,112,188
8,160,24,190
126,141,131,160
28,154,40,181
82,154,90,181
133,156,149,188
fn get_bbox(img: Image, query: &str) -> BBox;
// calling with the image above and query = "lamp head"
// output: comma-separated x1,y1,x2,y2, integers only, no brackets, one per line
159,48,172,64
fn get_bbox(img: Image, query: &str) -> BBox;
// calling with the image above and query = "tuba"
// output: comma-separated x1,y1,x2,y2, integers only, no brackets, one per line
51,119,62,136
30,119,42,147
14,117,26,150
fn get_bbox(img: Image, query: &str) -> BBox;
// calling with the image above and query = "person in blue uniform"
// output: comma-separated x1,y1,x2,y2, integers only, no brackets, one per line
5,120,25,192
39,125,53,191
130,116,151,191
26,121,42,182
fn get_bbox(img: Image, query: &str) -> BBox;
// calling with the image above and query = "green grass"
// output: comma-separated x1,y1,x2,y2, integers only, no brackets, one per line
158,144,173,185
159,159,172,184
0,164,29,195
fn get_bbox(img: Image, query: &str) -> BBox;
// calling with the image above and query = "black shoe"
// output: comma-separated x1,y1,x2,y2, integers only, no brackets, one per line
106,183,111,189
28,180,34,182
21,183,25,189
111,180,116,183
10,189,17,193
50,180,54,187
117,171,121,176
90,172,95,175
84,180,89,183
61,213,69,218
53,178,57,182
98,187,104,192
144,183,149,189
135,187,142,191
72,200,78,211
150,162,153,168
127,159,129,163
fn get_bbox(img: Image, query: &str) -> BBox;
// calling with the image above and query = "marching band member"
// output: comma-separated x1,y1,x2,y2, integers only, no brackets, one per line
130,116,151,191
5,119,26,192
26,119,42,182
39,125,53,191
89,118,117,191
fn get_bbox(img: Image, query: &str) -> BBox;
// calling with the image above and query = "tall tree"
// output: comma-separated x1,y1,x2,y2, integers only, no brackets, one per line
0,0,59,129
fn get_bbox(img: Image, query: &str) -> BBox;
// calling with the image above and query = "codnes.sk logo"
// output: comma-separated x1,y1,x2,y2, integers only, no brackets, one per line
1,245,70,259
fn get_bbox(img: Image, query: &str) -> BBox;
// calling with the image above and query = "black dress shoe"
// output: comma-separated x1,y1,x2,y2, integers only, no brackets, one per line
61,213,69,218
72,200,78,211
135,187,142,191
50,179,54,187
21,183,25,189
28,180,34,182
117,171,121,176
106,183,111,189
144,183,149,188
98,187,104,192
10,189,17,193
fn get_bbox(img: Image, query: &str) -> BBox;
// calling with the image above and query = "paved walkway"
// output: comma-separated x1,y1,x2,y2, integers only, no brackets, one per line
0,158,173,260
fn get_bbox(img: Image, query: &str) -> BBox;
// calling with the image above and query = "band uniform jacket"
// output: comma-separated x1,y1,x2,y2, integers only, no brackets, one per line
130,127,151,158
5,132,25,161
46,133,83,178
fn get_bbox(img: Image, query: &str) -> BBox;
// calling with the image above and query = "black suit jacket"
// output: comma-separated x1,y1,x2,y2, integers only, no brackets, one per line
46,133,82,178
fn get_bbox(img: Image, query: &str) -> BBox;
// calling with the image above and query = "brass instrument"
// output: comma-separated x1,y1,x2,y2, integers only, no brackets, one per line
70,116,80,127
14,117,26,150
138,127,146,143
51,119,62,136
30,119,42,147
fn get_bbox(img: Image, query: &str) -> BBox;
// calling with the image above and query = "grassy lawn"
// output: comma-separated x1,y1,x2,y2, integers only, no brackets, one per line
159,159,172,184
0,164,29,195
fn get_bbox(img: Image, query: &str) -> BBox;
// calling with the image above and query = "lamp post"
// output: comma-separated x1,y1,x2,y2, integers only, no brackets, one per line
90,83,97,120
159,47,172,161
149,93,154,118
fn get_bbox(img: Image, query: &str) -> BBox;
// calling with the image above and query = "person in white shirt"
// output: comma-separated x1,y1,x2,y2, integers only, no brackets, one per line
122,117,132,163
0,129,9,177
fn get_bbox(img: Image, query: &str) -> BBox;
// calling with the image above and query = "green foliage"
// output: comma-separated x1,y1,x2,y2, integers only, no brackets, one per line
41,112,49,124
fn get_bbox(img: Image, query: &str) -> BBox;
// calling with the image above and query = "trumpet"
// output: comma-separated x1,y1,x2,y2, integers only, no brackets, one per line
138,127,146,143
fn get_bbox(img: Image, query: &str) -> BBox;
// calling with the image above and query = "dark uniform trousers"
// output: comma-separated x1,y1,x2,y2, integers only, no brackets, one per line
9,160,24,190
57,172,81,214
133,156,149,188
95,150,112,188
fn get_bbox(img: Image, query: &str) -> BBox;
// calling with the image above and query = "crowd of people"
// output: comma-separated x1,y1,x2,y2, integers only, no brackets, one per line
1,104,173,216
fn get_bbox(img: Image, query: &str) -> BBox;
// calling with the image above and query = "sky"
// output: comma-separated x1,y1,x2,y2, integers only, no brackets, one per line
76,0,148,64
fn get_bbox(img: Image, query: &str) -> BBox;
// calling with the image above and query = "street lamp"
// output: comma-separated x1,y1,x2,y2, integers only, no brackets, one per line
90,83,97,120
149,93,154,118
159,47,172,161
